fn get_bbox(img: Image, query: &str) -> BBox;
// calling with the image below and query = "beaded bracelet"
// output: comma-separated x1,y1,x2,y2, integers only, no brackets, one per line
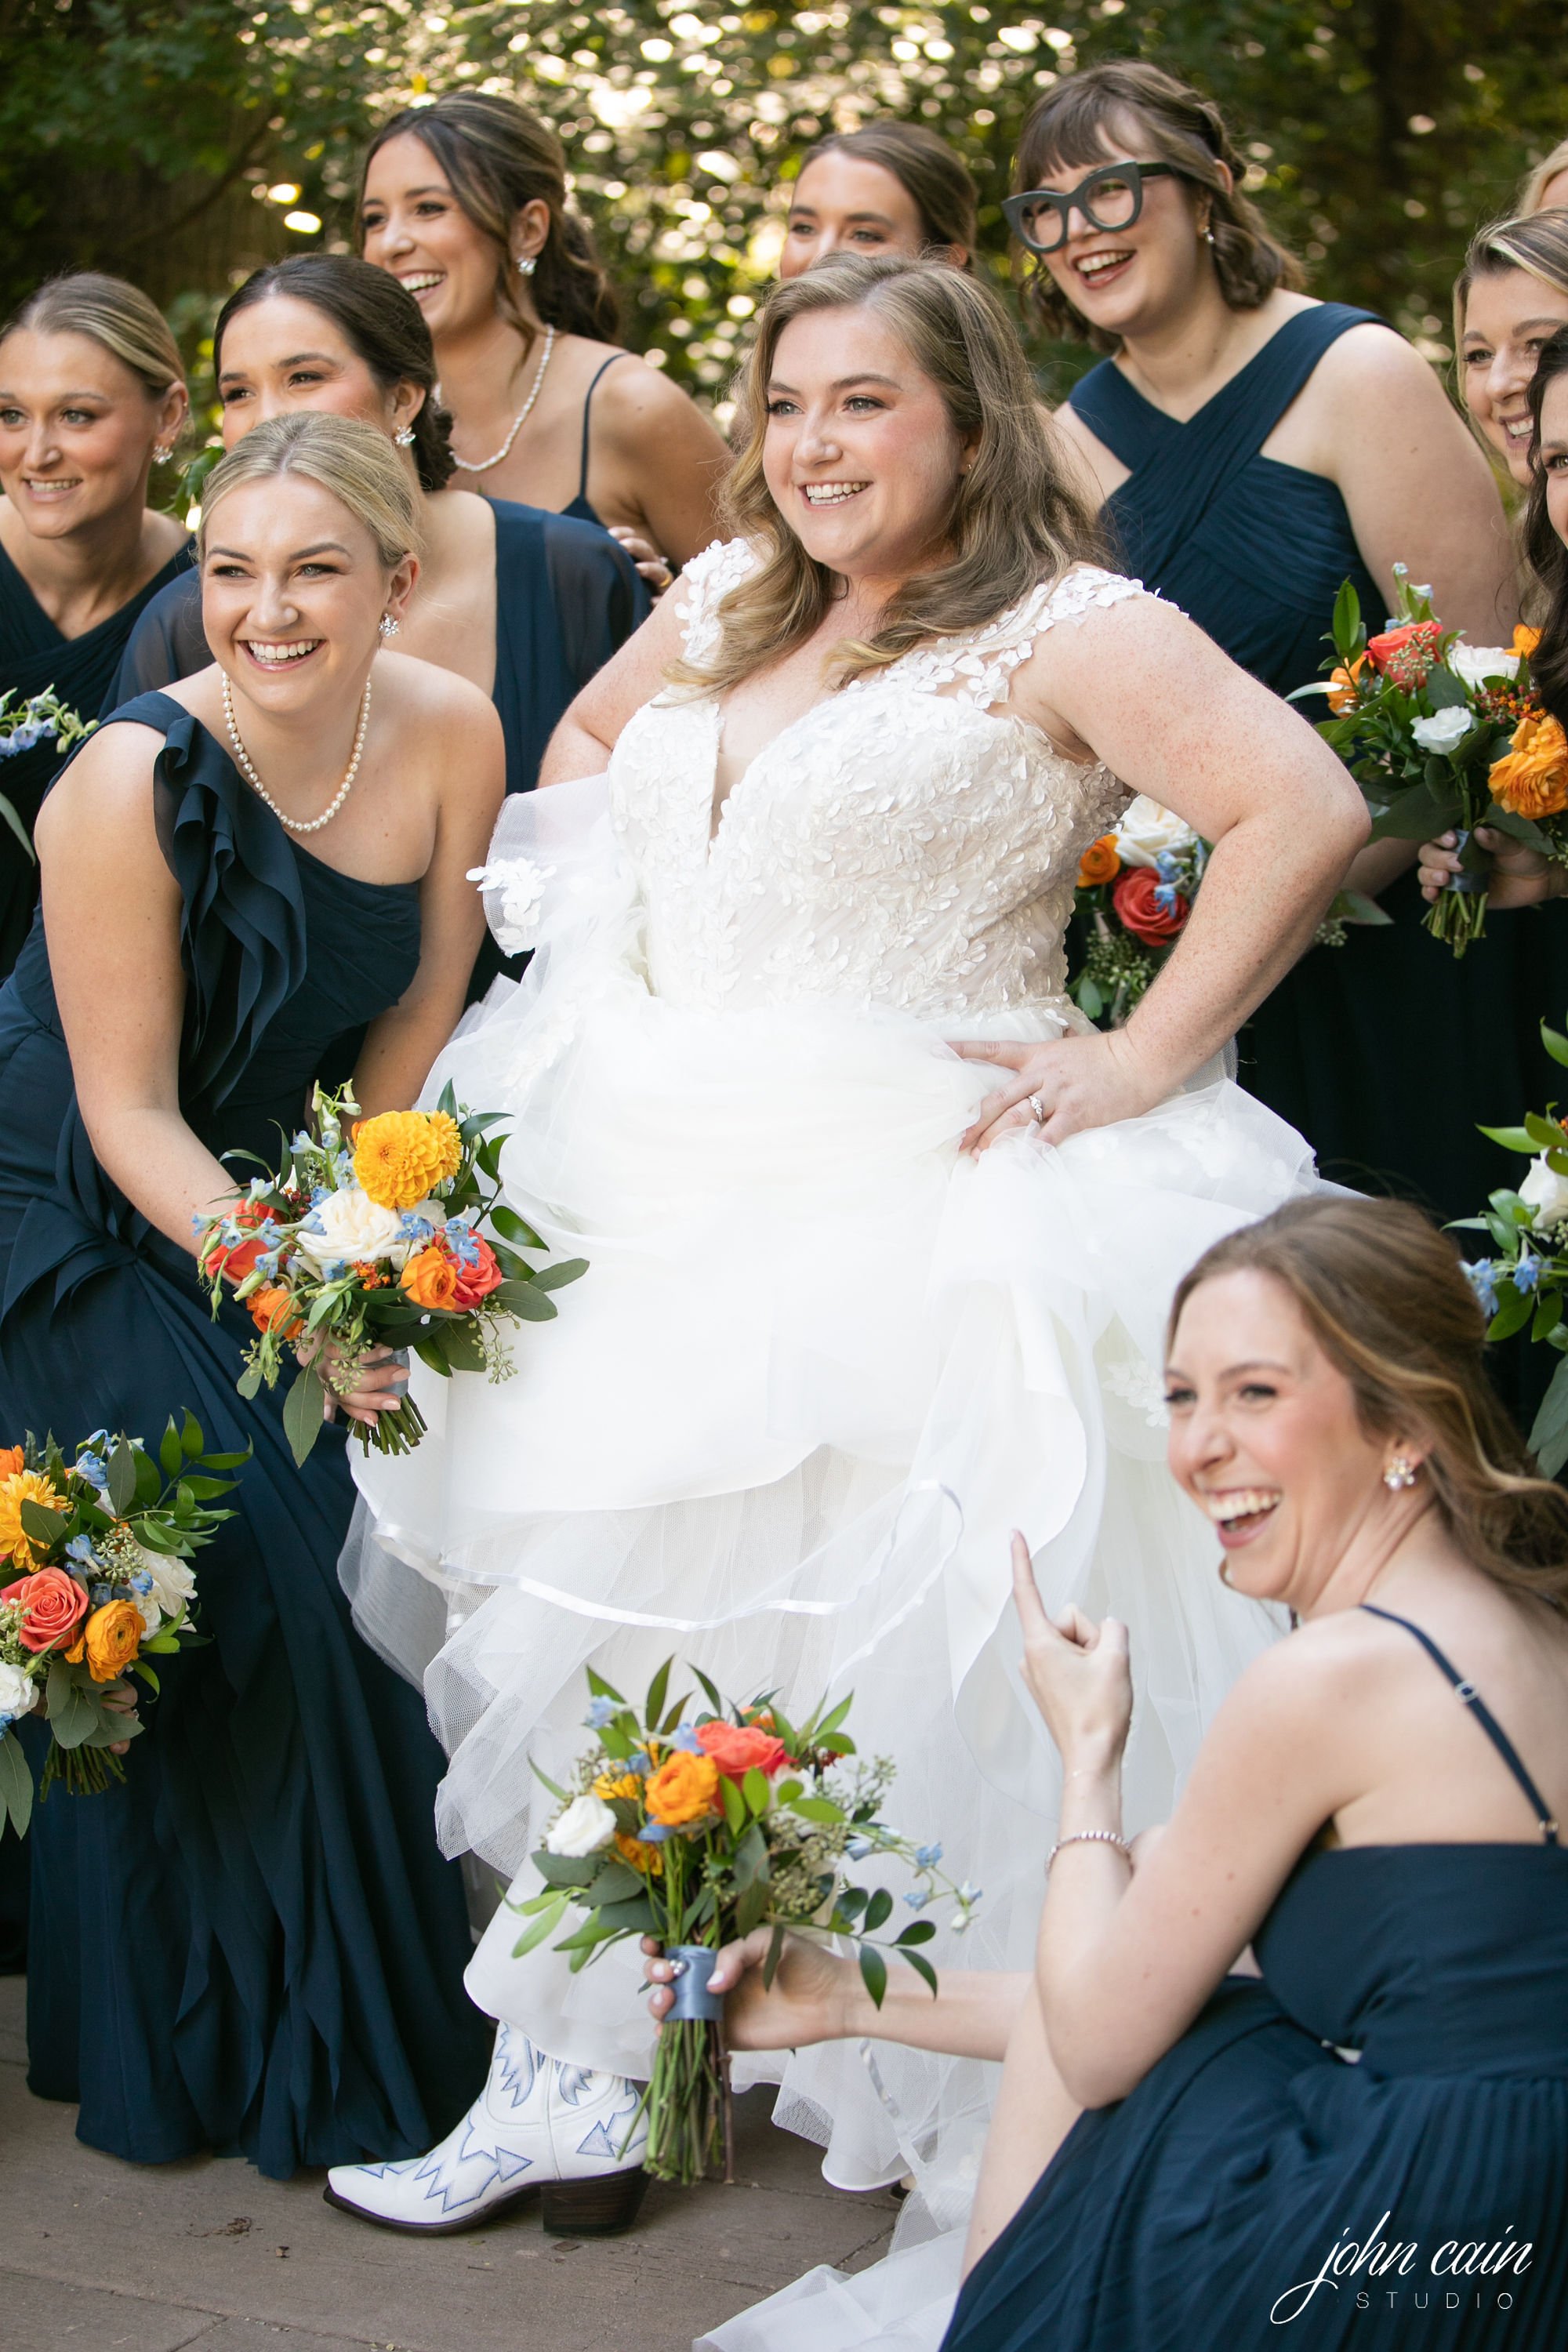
1047,1828,1131,1872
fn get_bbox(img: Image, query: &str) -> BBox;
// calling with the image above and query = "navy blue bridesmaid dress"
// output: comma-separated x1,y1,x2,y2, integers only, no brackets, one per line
1069,306,1568,1239
0,692,490,2176
942,1608,1568,2351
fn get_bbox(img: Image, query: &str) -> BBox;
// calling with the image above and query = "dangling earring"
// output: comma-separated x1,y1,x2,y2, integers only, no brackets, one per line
515,254,538,278
152,443,173,466
378,614,399,641
1203,223,1217,249
1382,1455,1419,1491
394,425,416,448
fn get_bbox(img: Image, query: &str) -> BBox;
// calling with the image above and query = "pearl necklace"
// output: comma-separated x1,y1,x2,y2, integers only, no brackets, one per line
447,325,557,474
223,670,372,836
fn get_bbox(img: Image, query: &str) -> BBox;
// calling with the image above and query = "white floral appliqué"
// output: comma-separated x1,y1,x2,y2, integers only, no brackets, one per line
467,855,557,954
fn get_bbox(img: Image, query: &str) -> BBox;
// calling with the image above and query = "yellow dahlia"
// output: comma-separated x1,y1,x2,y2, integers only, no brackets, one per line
352,1109,463,1210
0,1469,65,1570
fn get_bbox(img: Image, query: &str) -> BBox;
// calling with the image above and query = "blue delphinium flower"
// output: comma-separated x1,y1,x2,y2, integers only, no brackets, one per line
666,1724,706,1754
66,1535,100,1569
585,1695,619,1729
913,1842,942,1868
903,1889,931,1911
74,1452,108,1490
845,1835,874,1860
958,1882,982,1907
442,1214,481,1269
1465,1259,1501,1318
1515,1249,1541,1295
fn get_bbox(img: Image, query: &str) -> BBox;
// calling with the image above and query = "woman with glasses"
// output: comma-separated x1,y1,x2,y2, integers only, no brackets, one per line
1011,62,1544,1262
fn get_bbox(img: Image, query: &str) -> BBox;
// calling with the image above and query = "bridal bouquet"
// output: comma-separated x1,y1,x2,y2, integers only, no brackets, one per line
0,684,96,860
196,1083,586,1466
0,1416,243,1837
510,1663,980,2187
1298,568,1553,955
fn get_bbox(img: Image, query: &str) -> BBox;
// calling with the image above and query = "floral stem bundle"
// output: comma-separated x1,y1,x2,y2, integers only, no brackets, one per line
1297,569,1555,957
511,1661,980,2187
0,1417,243,1837
195,1083,586,1465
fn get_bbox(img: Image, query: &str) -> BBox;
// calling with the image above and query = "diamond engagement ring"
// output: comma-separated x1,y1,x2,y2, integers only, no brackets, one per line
1028,1094,1047,1123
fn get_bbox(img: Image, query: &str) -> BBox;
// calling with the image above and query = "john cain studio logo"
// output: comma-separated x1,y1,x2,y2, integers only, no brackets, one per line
1272,2212,1533,2324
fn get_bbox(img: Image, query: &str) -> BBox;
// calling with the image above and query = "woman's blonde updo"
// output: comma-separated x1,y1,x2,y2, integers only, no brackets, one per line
1169,1196,1568,1608
670,254,1105,699
360,93,620,346
198,412,421,571
1014,61,1304,351
2,270,184,404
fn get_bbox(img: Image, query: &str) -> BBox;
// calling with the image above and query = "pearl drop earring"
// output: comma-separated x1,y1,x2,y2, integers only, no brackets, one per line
378,614,399,641
515,254,538,278
1382,1456,1419,1491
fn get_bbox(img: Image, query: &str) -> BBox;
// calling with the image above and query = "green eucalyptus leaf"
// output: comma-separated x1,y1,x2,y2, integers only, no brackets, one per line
281,1364,327,1466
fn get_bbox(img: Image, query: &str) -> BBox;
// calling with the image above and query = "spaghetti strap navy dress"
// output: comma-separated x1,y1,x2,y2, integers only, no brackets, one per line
0,533,191,983
1069,304,1568,1243
942,1606,1568,2352
0,692,489,2176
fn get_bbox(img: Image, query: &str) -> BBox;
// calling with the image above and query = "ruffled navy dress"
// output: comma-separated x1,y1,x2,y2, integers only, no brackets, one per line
0,692,489,2176
942,1609,1568,2351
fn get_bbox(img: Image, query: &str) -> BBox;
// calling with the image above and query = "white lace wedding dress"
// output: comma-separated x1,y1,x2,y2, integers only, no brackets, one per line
343,543,1317,2347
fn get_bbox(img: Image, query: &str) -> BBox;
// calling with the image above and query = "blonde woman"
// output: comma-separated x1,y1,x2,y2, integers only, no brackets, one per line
0,412,501,2178
1519,137,1568,217
0,273,191,976
328,255,1363,2238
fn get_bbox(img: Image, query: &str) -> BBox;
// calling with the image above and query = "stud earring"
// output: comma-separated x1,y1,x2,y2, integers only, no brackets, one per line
1203,224,1217,248
1382,1456,1419,1491
515,254,538,277
378,614,399,641
394,425,416,448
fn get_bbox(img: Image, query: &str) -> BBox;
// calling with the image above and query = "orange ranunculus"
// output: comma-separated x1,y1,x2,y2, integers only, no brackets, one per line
401,1244,459,1311
448,1236,504,1310
644,1750,721,1828
1366,620,1442,691
1513,625,1542,661
0,1446,24,1480
1488,710,1568,821
1327,653,1367,713
0,1468,65,1569
79,1597,143,1683
249,1283,305,1340
1076,836,1121,888
695,1719,790,1781
353,1109,463,1210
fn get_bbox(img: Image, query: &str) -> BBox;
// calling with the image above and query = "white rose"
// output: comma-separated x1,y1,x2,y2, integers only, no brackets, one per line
1446,642,1519,692
1410,706,1472,755
1520,1156,1568,1230
544,1793,618,1859
1113,796,1198,869
129,1541,196,1627
0,1659,34,1722
292,1186,409,1272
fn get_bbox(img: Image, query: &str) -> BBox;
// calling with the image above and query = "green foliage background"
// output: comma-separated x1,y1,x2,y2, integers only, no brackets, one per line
0,0,1563,416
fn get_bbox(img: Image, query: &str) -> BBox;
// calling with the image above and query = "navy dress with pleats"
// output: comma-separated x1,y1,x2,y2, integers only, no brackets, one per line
0,692,490,2176
1070,307,1568,1249
942,1608,1568,2351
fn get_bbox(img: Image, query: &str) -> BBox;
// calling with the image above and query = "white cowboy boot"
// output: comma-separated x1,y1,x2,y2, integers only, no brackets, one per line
324,2022,649,2235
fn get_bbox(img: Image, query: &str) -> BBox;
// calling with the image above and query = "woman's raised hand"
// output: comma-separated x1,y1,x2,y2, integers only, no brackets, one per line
642,1929,855,2051
1417,826,1559,909
951,1029,1163,1155
1010,1530,1133,1769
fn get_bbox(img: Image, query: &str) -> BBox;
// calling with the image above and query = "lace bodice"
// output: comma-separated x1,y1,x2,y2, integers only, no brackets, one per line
601,540,1145,1025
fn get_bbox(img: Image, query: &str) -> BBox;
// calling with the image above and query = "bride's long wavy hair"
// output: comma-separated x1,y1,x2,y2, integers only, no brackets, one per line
668,256,1105,695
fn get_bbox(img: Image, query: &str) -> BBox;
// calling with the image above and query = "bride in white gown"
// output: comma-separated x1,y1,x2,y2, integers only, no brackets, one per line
326,255,1365,2314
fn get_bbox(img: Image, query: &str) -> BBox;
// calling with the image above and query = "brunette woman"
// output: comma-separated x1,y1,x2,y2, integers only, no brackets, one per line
0,274,190,978
780,122,977,278
358,92,728,586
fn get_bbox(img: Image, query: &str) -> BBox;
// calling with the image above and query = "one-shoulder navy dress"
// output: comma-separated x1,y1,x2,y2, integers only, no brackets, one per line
0,694,490,2176
1070,306,1568,1247
942,1608,1568,2351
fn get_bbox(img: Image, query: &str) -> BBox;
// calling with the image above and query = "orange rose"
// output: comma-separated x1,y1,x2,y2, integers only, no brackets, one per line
1,1566,88,1653
401,1244,459,1311
78,1597,143,1684
201,1199,270,1284
644,1750,721,1828
1489,710,1568,822
1366,620,1442,690
249,1283,304,1340
1512,626,1541,661
449,1237,503,1310
1076,836,1121,888
1327,653,1367,714
695,1719,789,1780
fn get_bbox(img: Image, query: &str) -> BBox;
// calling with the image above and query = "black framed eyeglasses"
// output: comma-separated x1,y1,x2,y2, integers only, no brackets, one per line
1002,161,1180,256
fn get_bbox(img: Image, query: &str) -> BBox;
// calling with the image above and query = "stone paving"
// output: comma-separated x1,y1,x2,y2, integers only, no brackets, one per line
0,1977,898,2352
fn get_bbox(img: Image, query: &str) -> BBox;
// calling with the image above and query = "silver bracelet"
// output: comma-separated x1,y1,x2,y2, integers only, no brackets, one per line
1047,1828,1131,1872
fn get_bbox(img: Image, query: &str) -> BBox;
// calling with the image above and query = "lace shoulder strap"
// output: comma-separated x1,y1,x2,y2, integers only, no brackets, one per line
873,564,1152,710
675,536,760,668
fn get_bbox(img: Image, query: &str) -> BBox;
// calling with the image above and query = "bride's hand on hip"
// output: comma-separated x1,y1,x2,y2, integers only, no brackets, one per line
951,1029,1163,1155
1011,1530,1133,1769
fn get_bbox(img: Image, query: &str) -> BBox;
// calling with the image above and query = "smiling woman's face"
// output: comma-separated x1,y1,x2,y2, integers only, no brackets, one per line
216,295,420,452
1459,267,1568,488
1027,113,1211,341
761,304,970,589
200,473,409,715
359,132,502,343
781,154,931,279
1163,1268,1403,1617
0,328,183,543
